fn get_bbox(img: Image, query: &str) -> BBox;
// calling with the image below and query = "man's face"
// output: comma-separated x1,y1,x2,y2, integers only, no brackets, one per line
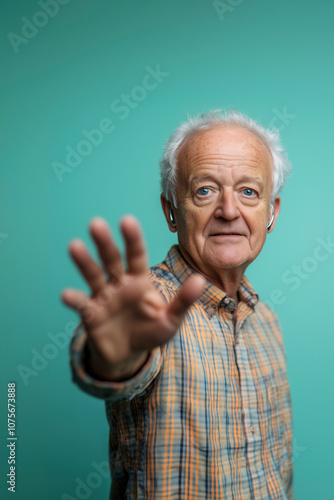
170,126,280,277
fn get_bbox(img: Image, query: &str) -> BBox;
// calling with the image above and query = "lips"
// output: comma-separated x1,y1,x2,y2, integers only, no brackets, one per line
210,232,244,236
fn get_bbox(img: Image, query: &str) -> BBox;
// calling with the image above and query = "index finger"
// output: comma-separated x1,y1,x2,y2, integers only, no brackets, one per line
120,216,148,274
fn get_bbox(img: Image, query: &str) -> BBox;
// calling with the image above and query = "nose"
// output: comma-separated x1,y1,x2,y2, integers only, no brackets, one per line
214,189,240,221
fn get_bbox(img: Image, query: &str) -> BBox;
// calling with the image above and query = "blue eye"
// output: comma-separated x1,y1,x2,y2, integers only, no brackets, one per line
198,187,210,196
243,188,255,196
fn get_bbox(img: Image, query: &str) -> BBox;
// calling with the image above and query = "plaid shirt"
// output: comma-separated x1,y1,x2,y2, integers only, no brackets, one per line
70,245,293,500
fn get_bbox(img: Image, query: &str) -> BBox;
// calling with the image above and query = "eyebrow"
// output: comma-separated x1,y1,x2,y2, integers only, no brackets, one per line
236,175,264,188
189,175,216,185
189,174,264,188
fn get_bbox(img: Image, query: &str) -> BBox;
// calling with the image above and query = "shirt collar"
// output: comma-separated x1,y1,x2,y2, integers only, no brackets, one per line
164,245,258,310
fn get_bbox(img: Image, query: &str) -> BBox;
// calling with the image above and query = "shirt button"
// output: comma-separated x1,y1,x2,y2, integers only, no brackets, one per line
206,306,215,316
223,297,230,305
250,425,256,434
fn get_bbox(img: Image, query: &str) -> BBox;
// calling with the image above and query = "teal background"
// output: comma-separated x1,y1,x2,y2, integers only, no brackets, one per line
1,0,334,498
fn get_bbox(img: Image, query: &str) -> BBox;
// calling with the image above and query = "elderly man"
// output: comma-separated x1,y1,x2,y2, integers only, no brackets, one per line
62,110,293,500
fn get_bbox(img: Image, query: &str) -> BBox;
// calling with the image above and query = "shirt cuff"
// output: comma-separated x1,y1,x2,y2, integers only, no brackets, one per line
69,322,162,401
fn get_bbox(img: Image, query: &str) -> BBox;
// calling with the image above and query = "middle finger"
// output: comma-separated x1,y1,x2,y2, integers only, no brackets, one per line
89,217,124,283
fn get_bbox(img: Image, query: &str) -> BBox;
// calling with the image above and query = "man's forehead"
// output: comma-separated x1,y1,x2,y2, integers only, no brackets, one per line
176,125,273,177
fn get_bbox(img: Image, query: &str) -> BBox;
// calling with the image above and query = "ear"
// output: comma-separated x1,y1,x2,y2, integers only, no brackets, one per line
267,195,281,233
161,194,177,233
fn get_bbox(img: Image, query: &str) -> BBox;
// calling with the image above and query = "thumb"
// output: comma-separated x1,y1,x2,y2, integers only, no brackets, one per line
167,274,205,326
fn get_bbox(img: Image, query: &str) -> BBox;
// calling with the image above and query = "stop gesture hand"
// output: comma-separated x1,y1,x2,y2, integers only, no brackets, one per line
62,216,204,381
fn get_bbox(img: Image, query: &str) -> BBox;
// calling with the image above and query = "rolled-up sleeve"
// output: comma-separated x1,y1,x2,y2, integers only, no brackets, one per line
69,321,163,402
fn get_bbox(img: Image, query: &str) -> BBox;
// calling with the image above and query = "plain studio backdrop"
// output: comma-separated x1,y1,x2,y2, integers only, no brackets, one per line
1,1,334,499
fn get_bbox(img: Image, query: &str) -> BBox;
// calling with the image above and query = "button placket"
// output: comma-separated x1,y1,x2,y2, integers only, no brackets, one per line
233,326,264,492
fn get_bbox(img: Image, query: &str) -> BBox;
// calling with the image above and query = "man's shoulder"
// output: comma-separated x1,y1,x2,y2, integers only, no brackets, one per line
254,297,281,319
255,299,280,318
253,299,284,338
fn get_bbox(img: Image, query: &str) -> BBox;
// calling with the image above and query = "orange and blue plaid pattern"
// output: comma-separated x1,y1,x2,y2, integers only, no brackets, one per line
70,245,293,500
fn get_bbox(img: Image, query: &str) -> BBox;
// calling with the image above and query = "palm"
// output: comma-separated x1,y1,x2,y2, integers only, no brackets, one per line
80,274,184,362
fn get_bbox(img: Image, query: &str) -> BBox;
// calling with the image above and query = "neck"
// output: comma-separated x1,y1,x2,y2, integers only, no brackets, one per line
178,246,247,303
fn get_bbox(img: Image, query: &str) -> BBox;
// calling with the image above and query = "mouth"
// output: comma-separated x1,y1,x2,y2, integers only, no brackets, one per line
210,233,244,237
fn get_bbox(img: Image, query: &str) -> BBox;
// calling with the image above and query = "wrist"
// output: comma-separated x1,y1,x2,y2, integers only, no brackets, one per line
84,343,150,382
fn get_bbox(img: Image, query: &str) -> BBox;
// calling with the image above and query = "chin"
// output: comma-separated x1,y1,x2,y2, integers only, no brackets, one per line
204,240,252,267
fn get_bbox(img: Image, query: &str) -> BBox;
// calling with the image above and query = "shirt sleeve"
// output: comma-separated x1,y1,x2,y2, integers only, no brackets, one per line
69,321,163,402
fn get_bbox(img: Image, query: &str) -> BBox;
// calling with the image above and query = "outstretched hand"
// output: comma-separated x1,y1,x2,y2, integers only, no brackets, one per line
62,216,205,381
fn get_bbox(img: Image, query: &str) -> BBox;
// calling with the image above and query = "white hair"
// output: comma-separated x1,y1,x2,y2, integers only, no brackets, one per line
160,109,291,206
